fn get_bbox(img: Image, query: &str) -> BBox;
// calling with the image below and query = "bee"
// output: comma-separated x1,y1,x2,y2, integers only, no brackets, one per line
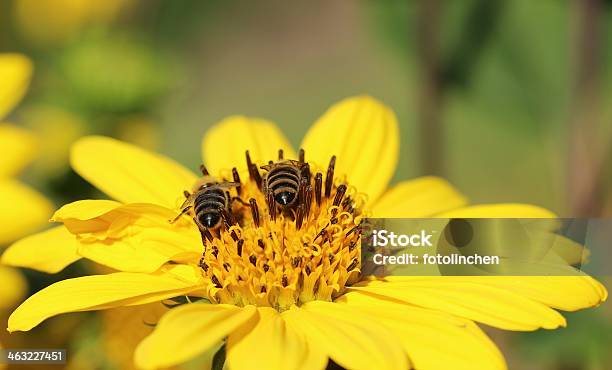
261,159,310,212
170,165,241,235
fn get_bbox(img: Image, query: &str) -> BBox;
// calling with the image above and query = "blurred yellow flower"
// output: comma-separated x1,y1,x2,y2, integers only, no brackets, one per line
0,53,53,369
4,96,607,370
20,105,86,177
0,54,54,245
14,0,133,46
114,115,161,151
0,54,31,120
0,267,27,310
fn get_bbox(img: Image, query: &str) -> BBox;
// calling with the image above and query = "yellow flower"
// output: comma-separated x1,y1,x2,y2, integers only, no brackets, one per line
0,265,27,370
0,54,54,244
0,267,27,310
4,96,607,370
20,105,86,178
0,53,54,370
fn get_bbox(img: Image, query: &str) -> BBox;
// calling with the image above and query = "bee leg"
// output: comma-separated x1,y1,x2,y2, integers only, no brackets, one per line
266,187,277,221
169,205,192,223
232,167,242,194
249,198,260,227
231,196,250,207
199,164,210,176
220,208,236,228
198,227,214,254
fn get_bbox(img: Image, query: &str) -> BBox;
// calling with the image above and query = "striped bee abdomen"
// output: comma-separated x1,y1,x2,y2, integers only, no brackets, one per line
194,187,227,228
267,165,300,207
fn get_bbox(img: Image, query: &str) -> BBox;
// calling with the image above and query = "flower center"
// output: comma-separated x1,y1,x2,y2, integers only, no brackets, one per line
193,150,366,311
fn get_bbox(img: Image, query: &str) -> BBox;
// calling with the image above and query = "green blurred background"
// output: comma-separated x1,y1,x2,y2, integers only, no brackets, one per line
0,0,610,369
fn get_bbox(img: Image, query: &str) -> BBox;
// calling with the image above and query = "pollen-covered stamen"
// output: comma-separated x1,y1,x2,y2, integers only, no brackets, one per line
313,223,329,242
211,275,222,288
295,204,305,229
301,162,311,183
342,196,352,210
251,164,263,189
232,168,242,195
266,190,277,221
345,223,360,238
314,173,322,206
249,198,260,227
245,151,263,189
245,150,253,168
333,184,347,207
195,152,365,311
298,177,308,205
325,155,336,198
304,184,313,219
237,239,244,256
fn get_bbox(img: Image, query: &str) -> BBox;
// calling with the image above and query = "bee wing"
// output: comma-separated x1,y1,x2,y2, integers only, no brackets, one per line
177,193,196,210
260,163,273,171
284,159,303,166
214,182,241,189
261,160,306,171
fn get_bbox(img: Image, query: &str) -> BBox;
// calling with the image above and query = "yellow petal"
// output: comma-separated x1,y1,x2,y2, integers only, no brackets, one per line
372,177,468,217
437,203,556,218
135,304,257,370
0,266,28,309
283,302,408,370
425,276,607,312
53,200,202,273
337,292,506,370
8,266,201,332
352,278,566,331
0,179,53,245
52,199,122,221
70,136,197,208
0,53,32,120
301,96,399,202
77,228,201,273
202,116,296,175
2,226,80,273
227,307,327,370
0,124,37,178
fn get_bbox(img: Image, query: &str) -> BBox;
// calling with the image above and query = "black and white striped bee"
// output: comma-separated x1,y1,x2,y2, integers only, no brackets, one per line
260,158,310,213
170,165,240,234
